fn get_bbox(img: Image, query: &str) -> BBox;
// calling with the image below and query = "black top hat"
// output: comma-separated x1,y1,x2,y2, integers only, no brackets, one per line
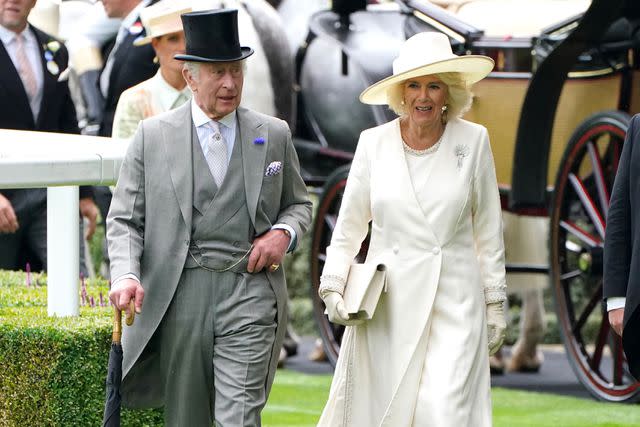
174,9,254,62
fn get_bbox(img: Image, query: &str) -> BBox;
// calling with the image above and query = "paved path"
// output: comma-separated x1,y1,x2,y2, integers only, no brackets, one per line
282,337,591,399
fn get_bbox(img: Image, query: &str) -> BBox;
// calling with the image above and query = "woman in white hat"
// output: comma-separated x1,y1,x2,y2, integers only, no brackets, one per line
317,32,506,426
111,0,192,138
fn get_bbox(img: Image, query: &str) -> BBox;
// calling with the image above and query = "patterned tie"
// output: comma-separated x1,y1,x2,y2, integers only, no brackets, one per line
14,34,37,102
205,121,228,187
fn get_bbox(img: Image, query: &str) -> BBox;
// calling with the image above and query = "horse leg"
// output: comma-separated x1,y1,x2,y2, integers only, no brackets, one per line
507,288,546,372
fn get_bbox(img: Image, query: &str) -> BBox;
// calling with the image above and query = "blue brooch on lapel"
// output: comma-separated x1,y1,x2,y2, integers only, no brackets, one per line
253,137,265,145
455,144,469,170
265,161,283,177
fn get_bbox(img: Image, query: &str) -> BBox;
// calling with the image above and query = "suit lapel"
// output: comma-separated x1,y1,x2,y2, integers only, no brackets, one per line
32,28,55,128
0,34,34,128
161,102,193,229
238,107,267,227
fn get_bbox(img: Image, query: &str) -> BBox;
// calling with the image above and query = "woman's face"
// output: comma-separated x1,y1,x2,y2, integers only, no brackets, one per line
152,31,186,75
402,75,448,129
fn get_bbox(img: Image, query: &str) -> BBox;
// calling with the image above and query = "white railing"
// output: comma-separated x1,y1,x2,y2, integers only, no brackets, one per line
0,129,127,316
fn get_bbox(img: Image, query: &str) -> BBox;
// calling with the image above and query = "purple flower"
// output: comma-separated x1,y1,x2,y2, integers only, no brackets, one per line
25,263,31,287
253,137,265,145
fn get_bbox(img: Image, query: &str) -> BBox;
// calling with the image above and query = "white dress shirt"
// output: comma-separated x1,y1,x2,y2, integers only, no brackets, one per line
0,24,44,120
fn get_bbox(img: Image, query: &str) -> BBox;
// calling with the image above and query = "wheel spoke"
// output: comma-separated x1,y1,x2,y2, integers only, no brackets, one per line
560,220,602,248
572,282,602,335
612,334,625,385
591,317,610,373
587,141,610,217
560,269,582,281
324,213,337,231
568,173,606,239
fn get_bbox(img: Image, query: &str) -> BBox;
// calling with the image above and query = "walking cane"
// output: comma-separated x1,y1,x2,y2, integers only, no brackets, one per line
102,301,135,427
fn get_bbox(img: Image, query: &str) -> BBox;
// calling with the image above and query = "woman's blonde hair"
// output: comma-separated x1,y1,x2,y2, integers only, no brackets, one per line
386,72,473,121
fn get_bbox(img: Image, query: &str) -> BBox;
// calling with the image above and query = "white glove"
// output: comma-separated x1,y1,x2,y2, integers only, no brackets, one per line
323,292,364,326
486,301,506,356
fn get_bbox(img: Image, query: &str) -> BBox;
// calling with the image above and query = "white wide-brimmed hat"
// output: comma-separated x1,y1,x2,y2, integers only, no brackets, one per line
359,32,494,105
133,0,192,46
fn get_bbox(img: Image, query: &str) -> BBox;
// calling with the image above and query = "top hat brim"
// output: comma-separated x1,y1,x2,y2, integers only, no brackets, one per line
359,55,494,105
174,46,254,62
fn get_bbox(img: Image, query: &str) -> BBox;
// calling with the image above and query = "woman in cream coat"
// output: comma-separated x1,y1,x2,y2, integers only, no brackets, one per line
318,32,507,427
111,0,192,139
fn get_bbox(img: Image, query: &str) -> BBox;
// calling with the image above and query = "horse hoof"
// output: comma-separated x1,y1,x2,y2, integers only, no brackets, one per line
489,355,505,375
506,351,544,373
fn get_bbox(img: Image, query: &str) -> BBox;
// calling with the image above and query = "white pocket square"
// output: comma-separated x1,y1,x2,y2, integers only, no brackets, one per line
265,161,283,177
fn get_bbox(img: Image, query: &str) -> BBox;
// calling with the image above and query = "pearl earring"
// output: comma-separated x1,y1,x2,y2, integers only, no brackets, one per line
400,100,405,106
441,105,448,112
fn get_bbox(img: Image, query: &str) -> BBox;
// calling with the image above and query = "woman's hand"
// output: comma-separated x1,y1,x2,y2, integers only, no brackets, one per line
486,301,506,355
323,292,364,326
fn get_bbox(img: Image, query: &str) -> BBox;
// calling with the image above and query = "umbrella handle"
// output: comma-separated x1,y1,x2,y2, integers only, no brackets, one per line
112,300,136,344
125,300,135,326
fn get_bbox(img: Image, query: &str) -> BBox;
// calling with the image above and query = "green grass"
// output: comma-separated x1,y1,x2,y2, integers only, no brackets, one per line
493,388,640,426
263,371,640,426
262,370,331,427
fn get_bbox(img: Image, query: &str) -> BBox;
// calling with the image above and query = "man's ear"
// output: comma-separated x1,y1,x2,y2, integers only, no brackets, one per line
182,67,194,91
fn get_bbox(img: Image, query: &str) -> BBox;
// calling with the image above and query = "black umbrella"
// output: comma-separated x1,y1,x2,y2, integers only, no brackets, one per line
102,302,134,427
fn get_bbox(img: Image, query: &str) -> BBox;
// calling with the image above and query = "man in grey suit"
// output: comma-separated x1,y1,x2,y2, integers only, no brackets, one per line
106,9,312,426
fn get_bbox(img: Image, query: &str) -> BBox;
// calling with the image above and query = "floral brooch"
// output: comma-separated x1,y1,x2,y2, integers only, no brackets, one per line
454,144,469,169
42,40,61,75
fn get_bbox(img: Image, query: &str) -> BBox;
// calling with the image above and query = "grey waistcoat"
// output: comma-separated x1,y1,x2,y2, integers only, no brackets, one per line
187,126,254,272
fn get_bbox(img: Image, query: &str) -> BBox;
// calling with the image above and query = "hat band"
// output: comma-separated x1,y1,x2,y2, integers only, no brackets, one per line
146,21,183,39
186,45,244,61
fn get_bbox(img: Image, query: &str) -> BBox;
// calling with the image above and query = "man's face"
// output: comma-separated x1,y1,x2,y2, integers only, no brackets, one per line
184,61,244,120
0,0,36,33
102,0,135,19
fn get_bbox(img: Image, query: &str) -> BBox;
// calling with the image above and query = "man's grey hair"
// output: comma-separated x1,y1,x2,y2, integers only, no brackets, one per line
184,61,201,80
183,60,248,82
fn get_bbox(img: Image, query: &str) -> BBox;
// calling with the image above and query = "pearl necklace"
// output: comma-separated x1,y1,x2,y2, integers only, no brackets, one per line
402,134,443,156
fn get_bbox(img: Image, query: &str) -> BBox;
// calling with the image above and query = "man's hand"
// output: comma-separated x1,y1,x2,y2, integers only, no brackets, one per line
0,194,18,233
247,229,290,273
487,301,506,356
323,292,363,326
79,197,99,240
609,308,624,337
109,278,144,319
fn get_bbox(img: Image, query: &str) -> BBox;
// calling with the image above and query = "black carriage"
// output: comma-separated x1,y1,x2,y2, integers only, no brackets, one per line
289,0,640,402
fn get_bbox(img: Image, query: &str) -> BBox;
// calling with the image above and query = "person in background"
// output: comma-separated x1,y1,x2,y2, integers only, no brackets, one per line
317,32,506,426
0,0,98,274
111,0,191,139
603,113,640,380
107,9,311,425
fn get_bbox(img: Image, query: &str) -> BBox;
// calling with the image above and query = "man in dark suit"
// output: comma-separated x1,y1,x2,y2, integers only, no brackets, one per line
98,0,158,138
89,0,158,242
0,0,98,271
604,113,640,380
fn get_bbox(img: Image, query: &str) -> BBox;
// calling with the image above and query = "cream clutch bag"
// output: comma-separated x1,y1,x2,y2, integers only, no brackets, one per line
343,263,388,320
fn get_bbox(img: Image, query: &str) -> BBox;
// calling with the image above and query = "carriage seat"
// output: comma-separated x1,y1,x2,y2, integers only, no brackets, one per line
434,0,590,37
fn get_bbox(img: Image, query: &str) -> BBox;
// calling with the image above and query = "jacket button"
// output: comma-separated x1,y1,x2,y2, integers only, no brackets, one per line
432,247,441,255
393,245,399,254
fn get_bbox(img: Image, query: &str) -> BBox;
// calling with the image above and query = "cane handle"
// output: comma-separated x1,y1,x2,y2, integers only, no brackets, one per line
125,300,135,326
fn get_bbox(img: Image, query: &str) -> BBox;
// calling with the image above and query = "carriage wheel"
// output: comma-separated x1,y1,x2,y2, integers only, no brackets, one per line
309,165,352,366
550,110,640,402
